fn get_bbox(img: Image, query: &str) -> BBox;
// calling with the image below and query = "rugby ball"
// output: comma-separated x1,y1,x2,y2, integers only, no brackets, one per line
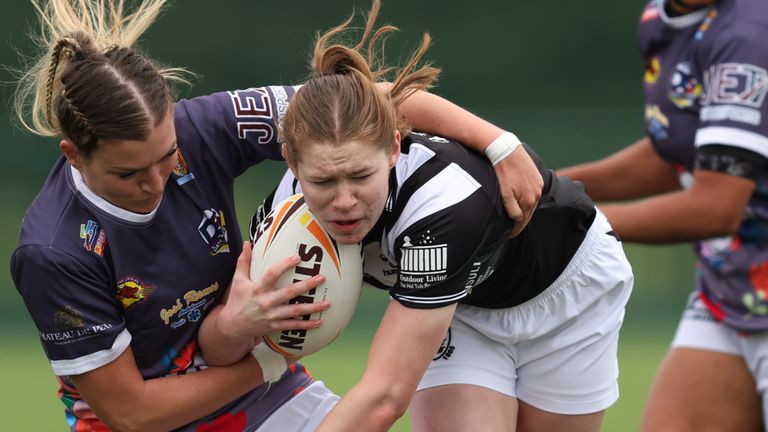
250,194,363,357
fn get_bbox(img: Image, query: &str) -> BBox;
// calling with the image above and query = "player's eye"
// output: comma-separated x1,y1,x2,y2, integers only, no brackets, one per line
117,171,137,179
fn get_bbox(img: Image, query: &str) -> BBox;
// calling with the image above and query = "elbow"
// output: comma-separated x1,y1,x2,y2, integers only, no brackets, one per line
368,397,409,429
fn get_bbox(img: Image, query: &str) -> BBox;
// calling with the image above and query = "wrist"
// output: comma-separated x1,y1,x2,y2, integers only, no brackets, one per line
251,342,288,383
485,132,521,166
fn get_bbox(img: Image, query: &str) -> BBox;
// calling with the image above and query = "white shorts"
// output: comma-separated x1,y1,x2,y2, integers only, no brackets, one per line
672,292,768,422
254,381,339,432
417,210,634,415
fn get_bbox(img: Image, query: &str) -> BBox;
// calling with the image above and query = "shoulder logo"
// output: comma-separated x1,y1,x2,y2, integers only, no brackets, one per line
54,305,85,331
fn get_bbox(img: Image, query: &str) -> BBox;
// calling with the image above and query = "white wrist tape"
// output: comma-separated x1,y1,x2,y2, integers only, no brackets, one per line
484,132,522,166
251,342,288,383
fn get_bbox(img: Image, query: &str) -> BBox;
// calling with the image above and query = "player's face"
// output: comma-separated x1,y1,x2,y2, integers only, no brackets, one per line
293,133,400,244
62,109,178,214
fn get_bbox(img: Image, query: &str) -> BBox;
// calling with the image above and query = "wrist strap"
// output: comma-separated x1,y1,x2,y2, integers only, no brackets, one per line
485,132,522,166
251,342,288,383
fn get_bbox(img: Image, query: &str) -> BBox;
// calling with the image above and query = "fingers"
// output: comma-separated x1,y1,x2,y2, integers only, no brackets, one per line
234,241,254,279
258,254,302,290
494,146,543,238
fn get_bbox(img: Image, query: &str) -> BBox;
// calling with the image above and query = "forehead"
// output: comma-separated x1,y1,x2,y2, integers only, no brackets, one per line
92,112,176,166
298,140,386,175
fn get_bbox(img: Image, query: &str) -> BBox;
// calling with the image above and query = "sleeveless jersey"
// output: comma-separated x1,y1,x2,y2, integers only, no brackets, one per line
638,0,768,331
255,133,596,309
11,86,317,431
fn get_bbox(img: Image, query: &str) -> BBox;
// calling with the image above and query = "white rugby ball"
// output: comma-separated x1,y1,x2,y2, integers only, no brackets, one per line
250,194,363,357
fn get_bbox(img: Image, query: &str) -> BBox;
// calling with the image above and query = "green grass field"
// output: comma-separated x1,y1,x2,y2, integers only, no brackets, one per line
0,317,672,431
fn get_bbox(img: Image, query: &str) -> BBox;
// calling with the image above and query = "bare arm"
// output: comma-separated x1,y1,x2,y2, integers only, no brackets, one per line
558,137,754,243
316,301,457,432
557,137,681,201
397,89,543,236
198,241,328,366
70,346,267,432
600,170,754,243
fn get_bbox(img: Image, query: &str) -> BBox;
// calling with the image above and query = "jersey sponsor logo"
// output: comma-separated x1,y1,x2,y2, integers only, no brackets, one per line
703,63,768,109
701,105,762,126
433,327,455,361
229,87,276,143
398,235,448,289
172,149,195,186
39,322,114,345
198,208,231,255
668,62,702,109
53,305,85,331
79,220,107,256
160,282,220,328
116,276,156,309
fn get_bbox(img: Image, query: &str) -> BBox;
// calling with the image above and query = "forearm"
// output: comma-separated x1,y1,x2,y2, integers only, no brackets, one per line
399,90,504,149
316,377,404,432
602,192,736,244
198,304,253,366
317,302,455,432
558,137,680,201
73,351,266,432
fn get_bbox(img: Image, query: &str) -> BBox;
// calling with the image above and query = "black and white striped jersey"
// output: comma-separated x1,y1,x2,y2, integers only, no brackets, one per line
253,132,596,309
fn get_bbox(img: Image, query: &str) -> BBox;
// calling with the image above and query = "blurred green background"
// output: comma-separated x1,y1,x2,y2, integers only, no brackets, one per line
0,1,695,430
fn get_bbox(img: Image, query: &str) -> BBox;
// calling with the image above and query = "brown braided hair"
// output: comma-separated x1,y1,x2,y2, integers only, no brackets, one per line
14,0,191,158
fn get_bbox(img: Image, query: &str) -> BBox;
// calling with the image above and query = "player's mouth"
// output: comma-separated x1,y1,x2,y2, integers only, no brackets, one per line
329,219,362,232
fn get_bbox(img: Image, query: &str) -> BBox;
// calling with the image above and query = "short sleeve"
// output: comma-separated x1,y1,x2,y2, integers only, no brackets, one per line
696,24,768,157
11,245,129,376
174,86,298,178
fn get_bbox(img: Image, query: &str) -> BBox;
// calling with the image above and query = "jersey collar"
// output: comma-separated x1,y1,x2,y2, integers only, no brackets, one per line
656,0,711,28
69,165,161,223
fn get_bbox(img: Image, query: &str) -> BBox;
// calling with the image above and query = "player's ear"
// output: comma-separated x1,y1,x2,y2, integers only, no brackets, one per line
389,130,401,168
282,143,298,175
60,139,85,170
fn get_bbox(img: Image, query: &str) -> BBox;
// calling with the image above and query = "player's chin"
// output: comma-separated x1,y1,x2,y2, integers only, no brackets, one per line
329,231,365,245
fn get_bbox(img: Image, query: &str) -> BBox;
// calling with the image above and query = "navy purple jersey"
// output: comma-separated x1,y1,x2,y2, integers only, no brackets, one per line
638,0,768,331
11,86,316,431
255,133,596,310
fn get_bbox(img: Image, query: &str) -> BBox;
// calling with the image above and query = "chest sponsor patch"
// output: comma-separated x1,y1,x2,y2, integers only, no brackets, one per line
398,235,448,289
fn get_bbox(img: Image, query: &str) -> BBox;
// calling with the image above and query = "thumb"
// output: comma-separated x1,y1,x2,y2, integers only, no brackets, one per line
236,241,253,279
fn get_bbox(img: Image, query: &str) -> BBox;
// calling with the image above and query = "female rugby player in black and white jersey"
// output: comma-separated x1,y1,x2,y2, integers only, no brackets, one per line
9,1,544,430
244,4,634,431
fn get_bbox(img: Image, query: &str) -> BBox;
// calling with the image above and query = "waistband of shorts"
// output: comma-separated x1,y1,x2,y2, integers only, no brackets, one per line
516,209,606,310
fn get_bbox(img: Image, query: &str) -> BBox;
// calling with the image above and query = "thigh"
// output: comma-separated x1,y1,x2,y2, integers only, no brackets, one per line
641,347,762,432
411,384,518,432
517,401,603,432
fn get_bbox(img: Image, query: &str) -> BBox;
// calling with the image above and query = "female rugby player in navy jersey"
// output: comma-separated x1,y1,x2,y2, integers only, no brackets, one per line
9,1,544,430
245,3,634,431
560,0,768,430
